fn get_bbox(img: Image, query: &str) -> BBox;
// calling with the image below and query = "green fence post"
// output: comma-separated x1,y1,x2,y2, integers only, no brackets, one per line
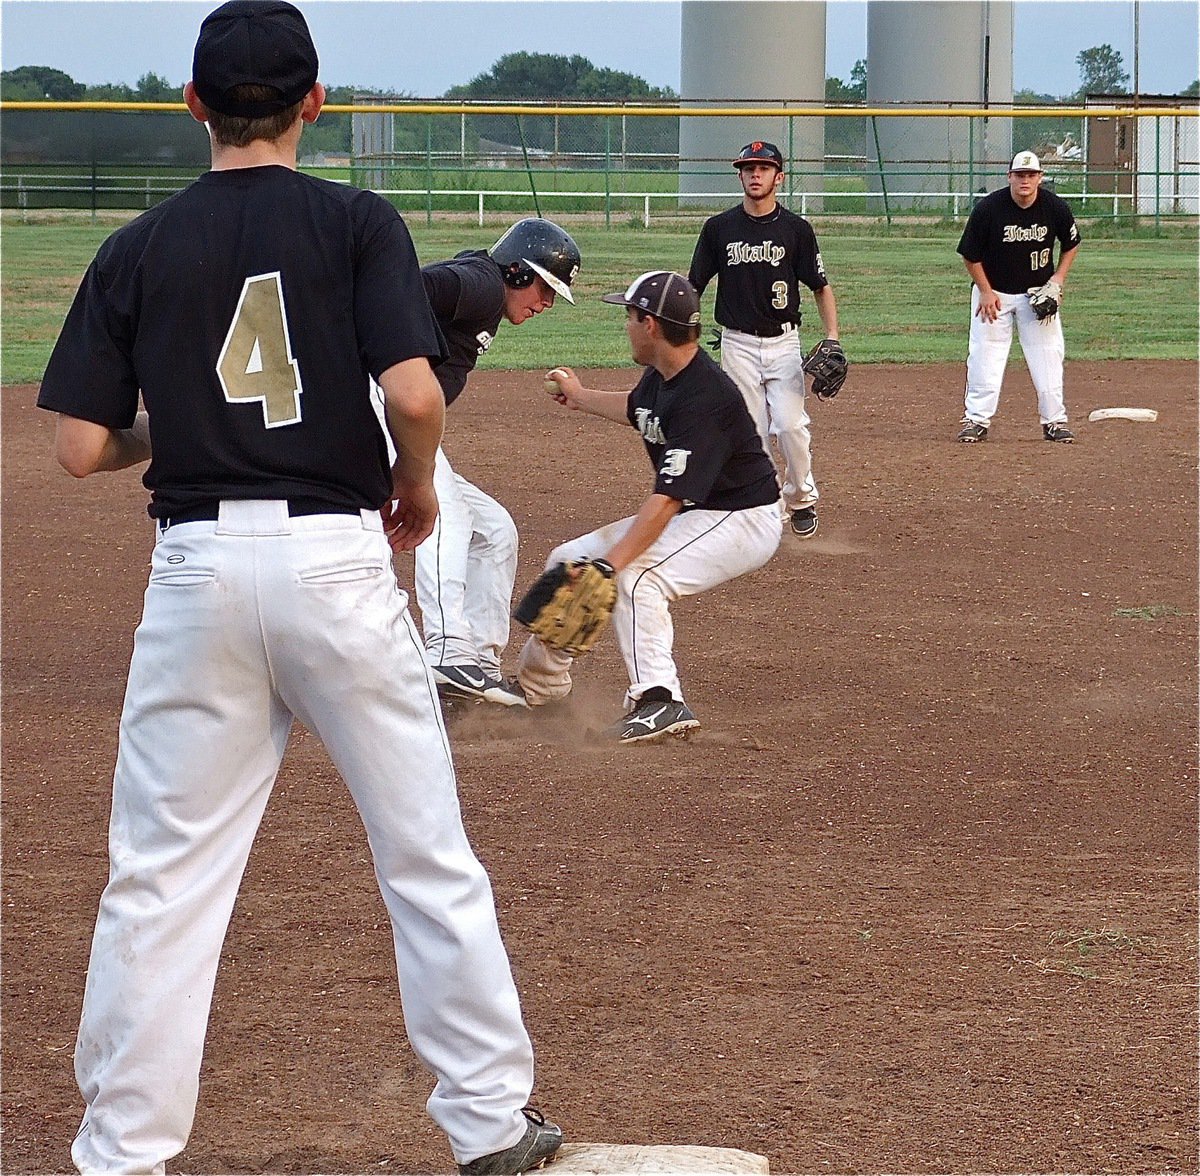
1154,113,1162,234
426,116,433,226
870,116,891,227
605,118,612,228
967,115,975,211
787,113,795,206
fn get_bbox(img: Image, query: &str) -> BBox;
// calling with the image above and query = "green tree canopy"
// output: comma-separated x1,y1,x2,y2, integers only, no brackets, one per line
445,52,676,101
825,58,866,104
1014,87,1057,105
442,52,677,161
1,65,85,101
133,72,182,103
1075,44,1130,97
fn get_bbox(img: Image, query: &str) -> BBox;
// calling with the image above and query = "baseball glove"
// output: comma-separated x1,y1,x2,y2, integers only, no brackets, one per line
802,338,848,400
1027,280,1062,321
513,558,617,657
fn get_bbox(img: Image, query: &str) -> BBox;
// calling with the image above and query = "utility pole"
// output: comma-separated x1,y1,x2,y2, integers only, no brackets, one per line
1132,0,1140,100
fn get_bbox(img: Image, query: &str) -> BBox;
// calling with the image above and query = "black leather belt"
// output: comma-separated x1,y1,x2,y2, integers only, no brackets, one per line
158,499,361,528
742,323,796,338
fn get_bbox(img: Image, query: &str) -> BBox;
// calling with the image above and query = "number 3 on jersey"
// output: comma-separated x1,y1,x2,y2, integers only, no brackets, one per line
217,272,303,428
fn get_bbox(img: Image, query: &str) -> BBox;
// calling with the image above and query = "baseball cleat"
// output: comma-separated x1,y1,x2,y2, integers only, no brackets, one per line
458,1107,563,1175
435,665,532,708
1042,423,1075,443
957,421,989,442
433,664,494,700
790,506,818,538
483,676,530,708
616,698,699,744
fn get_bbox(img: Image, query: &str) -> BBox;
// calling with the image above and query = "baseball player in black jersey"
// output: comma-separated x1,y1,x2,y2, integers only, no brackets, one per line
36,4,560,1173
956,150,1082,443
521,271,782,743
689,140,842,539
407,220,580,709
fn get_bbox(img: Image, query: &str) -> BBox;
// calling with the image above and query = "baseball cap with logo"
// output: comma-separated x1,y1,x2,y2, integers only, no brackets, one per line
601,271,701,328
1009,150,1043,173
732,140,784,170
193,0,319,118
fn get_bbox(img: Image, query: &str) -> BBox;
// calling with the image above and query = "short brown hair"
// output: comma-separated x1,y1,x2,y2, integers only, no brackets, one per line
635,309,701,347
207,85,303,147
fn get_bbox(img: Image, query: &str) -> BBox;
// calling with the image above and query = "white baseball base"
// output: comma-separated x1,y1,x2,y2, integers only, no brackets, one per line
1087,407,1159,423
548,1143,769,1173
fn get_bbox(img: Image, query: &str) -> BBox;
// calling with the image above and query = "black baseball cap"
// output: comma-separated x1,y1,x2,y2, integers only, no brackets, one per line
193,0,319,118
601,271,701,328
732,140,784,170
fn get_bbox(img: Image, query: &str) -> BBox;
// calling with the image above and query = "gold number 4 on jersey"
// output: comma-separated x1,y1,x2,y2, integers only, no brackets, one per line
217,272,303,427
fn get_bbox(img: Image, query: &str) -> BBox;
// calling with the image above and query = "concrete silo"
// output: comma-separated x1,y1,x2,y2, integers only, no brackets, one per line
866,1,1014,207
679,1,827,205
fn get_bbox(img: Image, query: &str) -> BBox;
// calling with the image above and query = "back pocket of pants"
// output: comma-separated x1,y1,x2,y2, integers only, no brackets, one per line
298,562,386,586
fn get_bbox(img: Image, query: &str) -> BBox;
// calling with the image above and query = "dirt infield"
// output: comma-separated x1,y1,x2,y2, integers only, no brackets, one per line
3,361,1197,1175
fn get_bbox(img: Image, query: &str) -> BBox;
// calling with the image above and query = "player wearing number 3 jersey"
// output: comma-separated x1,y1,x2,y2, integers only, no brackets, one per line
956,150,1082,443
36,3,557,1173
689,140,841,539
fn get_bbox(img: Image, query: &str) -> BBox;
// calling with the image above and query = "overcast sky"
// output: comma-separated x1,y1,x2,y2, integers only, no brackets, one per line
2,1,1197,99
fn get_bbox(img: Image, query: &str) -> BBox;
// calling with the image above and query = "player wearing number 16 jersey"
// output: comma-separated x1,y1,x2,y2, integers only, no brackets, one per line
956,150,1082,443
689,140,842,539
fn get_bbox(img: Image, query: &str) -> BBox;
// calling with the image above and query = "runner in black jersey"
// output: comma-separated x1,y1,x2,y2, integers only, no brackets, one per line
36,4,560,1173
403,221,580,709
518,271,782,744
955,150,1082,443
689,140,843,539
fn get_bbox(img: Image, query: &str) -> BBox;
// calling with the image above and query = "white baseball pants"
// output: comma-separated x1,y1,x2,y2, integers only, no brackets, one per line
719,327,816,512
517,503,782,708
963,287,1068,427
415,447,519,674
71,501,534,1174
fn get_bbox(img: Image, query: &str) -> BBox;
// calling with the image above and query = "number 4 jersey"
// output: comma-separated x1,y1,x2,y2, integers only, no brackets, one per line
38,165,445,519
956,186,1081,294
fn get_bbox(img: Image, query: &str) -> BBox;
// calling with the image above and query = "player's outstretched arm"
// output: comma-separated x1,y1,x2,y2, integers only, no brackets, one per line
378,357,444,551
543,366,630,424
54,411,151,477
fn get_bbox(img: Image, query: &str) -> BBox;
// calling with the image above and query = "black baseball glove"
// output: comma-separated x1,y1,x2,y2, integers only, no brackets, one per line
1027,280,1062,322
802,338,848,400
513,558,617,657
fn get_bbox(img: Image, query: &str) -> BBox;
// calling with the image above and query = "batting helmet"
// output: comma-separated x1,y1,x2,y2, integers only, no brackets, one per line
732,141,784,170
489,218,581,305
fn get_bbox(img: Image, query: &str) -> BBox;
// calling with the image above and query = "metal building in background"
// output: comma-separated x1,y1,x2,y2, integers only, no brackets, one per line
679,1,827,205
867,1,1014,207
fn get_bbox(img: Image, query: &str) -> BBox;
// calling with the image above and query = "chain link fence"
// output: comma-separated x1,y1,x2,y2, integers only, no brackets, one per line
2,103,1196,225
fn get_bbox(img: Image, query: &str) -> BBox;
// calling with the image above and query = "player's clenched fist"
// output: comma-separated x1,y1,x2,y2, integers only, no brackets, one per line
543,366,583,408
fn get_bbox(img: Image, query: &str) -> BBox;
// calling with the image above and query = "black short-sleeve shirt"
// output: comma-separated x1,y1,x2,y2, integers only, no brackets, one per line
421,250,506,407
38,165,445,518
625,349,779,511
957,186,1081,293
688,204,828,334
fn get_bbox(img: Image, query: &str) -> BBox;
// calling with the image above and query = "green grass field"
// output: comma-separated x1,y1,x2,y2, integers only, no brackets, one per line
2,214,1196,384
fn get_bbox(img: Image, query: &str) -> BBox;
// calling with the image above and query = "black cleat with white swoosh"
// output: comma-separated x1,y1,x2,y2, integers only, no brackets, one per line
616,698,699,744
434,664,530,708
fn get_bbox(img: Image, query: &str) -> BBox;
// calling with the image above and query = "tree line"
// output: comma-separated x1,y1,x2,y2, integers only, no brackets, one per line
3,47,1195,166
